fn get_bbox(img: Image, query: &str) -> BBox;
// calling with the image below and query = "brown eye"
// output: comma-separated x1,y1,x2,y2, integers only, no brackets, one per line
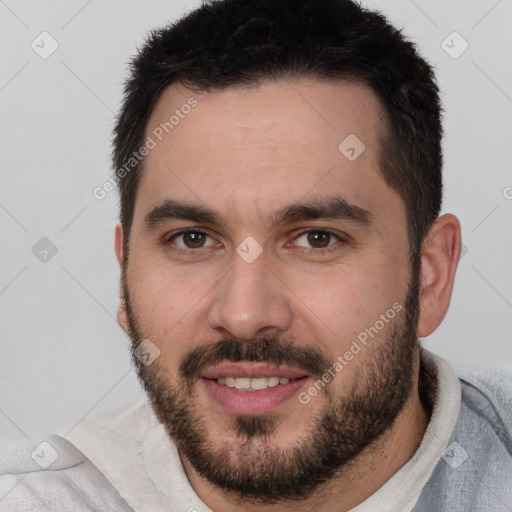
306,231,331,248
182,231,207,248
292,229,345,252
169,230,216,250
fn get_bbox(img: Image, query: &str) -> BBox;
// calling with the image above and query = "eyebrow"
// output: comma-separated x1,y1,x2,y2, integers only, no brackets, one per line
271,196,373,228
144,200,223,231
143,196,373,231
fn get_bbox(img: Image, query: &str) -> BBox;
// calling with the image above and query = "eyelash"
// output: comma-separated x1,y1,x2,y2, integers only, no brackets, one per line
164,228,347,255
164,228,219,254
292,229,347,254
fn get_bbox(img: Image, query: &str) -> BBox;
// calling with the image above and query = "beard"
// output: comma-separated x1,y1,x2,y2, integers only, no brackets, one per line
122,265,421,504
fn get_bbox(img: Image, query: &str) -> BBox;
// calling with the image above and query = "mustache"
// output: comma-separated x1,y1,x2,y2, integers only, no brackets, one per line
179,335,332,382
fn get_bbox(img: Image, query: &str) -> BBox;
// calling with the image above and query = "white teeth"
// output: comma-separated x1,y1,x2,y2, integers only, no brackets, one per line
234,377,251,390
216,376,294,390
267,377,280,387
250,377,268,390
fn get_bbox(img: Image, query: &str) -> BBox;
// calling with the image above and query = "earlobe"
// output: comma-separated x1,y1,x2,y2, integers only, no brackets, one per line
115,223,129,333
416,214,461,338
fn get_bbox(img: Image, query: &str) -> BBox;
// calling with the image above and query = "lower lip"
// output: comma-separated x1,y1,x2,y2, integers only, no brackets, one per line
200,377,309,415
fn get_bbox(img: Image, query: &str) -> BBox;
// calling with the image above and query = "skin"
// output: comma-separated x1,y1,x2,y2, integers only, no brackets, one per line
114,78,461,511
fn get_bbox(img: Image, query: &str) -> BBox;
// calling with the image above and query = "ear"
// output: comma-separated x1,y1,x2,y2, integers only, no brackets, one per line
417,214,461,338
115,223,129,333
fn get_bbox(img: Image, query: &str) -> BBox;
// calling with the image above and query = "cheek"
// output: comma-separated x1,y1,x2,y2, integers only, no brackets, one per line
294,262,406,348
126,258,213,346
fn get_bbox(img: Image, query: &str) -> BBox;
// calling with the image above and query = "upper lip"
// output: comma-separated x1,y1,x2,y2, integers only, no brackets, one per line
200,362,308,380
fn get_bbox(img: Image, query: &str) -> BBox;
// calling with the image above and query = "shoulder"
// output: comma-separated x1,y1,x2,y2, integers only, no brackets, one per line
415,364,512,511
458,365,512,454
0,434,133,511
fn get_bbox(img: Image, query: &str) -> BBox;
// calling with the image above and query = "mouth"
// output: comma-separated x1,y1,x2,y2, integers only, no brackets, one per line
215,375,297,390
199,362,311,414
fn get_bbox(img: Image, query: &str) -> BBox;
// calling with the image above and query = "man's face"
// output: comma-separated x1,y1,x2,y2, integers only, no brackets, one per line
118,78,420,501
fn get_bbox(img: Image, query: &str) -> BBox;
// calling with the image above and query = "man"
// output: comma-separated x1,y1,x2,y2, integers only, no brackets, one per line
1,0,511,510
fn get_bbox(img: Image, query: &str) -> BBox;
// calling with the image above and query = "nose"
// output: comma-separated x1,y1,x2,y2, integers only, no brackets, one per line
207,251,293,340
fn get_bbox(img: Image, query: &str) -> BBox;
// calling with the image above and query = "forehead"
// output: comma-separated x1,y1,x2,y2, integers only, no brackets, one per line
133,78,402,231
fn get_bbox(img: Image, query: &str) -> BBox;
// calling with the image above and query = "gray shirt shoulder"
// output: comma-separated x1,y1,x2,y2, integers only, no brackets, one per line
414,370,512,511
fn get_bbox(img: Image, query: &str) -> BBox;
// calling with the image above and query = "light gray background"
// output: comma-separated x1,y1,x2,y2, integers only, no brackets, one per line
1,0,511,440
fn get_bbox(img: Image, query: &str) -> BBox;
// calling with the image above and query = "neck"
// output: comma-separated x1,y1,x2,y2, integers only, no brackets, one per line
181,367,430,512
